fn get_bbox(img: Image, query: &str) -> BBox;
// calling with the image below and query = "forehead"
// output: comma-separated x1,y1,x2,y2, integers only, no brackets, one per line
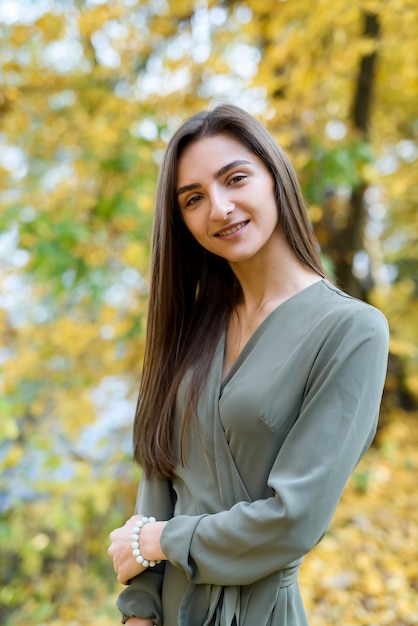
177,133,258,180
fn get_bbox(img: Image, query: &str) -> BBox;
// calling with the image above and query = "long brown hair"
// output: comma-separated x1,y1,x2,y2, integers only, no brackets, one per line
134,104,325,478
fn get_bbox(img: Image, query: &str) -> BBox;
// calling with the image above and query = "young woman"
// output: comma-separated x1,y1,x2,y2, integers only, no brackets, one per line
108,104,389,626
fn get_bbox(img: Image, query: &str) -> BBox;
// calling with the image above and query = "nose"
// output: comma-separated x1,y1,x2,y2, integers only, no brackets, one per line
209,189,234,221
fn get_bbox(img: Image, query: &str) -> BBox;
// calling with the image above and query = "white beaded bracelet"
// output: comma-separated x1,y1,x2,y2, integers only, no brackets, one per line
131,516,161,568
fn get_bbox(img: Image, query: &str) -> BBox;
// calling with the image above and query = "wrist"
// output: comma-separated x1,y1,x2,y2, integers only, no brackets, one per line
132,517,162,568
140,520,168,562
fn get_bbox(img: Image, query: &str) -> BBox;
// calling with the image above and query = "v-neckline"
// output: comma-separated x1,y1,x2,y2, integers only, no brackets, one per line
220,278,325,391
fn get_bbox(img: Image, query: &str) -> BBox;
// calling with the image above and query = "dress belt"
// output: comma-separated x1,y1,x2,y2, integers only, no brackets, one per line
280,557,302,587
211,559,302,625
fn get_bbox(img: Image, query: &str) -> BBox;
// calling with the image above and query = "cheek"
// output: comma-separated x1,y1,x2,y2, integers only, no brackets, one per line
266,187,279,223
255,185,278,224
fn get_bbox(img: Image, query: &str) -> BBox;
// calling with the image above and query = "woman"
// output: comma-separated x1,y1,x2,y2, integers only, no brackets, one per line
108,104,389,626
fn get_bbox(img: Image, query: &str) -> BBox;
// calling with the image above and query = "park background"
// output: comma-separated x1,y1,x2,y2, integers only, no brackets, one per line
0,0,417,624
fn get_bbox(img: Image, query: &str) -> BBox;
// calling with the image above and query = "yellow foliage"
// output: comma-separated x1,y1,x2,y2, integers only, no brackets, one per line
74,242,111,267
149,15,177,38
308,205,324,223
300,409,418,625
1,416,19,441
10,25,31,46
35,14,66,41
389,337,417,359
2,444,24,468
123,240,149,270
137,193,155,213
1,350,42,393
406,374,418,398
169,0,196,19
77,4,124,37
54,389,96,431
1,1,417,623
49,318,97,359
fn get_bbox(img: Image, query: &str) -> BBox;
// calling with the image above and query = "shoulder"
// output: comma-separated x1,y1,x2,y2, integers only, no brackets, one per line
320,280,387,325
315,280,389,347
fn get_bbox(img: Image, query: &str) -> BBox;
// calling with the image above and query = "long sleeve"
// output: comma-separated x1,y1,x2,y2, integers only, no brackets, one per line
116,473,175,625
160,305,389,586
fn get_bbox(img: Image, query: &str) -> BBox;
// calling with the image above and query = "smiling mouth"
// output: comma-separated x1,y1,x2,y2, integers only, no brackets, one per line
215,221,249,237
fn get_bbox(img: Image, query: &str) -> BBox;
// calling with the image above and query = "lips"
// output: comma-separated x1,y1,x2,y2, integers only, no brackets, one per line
214,220,249,237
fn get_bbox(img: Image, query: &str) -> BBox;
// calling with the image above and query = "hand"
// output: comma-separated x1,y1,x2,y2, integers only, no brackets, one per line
125,619,154,626
108,515,167,585
108,515,148,584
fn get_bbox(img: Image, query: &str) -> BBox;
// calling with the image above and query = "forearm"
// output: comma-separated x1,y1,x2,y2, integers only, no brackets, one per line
113,473,174,625
109,517,168,585
140,521,167,563
116,569,165,626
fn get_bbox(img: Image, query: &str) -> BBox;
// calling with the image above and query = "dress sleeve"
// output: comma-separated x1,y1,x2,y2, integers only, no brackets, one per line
116,473,175,625
160,306,389,586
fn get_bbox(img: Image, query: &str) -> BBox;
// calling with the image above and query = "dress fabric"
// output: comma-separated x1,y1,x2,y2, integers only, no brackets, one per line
117,279,389,626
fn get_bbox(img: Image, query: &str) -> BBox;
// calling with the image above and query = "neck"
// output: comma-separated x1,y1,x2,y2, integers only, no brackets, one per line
229,242,321,316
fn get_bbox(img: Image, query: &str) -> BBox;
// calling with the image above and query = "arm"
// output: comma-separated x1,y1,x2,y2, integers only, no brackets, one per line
112,472,175,625
109,518,167,584
160,307,389,586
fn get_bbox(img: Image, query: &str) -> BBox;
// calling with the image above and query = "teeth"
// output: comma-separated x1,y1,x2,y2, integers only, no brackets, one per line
217,222,247,237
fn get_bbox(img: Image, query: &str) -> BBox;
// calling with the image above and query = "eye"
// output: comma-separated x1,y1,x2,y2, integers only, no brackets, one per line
185,194,203,207
228,173,247,185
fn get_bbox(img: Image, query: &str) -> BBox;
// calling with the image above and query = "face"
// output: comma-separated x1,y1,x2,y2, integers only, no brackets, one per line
176,134,282,266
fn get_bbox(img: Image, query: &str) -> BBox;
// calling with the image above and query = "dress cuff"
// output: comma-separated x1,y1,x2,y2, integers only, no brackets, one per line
116,567,164,625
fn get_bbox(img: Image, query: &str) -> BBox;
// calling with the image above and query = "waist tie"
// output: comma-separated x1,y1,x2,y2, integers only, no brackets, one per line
179,559,302,626
280,558,302,587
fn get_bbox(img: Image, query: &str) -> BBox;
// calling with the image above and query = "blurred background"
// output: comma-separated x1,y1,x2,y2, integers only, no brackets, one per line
0,0,417,624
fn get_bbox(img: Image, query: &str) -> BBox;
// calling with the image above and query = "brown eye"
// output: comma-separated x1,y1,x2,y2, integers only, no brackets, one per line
229,174,246,185
186,194,203,207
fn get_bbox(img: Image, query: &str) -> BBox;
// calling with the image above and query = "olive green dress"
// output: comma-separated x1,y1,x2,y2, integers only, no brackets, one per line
117,279,389,626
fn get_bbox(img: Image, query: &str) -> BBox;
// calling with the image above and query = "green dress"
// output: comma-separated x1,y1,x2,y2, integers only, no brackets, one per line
117,279,389,626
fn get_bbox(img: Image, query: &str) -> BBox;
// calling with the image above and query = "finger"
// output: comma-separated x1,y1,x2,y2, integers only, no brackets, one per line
109,528,121,540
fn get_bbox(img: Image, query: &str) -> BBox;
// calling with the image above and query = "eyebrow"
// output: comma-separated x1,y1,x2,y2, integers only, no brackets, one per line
176,159,251,197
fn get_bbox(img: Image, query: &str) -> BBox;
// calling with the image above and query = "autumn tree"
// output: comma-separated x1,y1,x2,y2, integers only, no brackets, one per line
0,1,417,623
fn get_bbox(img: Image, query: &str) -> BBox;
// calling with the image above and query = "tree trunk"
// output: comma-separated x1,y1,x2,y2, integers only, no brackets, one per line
333,12,380,299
